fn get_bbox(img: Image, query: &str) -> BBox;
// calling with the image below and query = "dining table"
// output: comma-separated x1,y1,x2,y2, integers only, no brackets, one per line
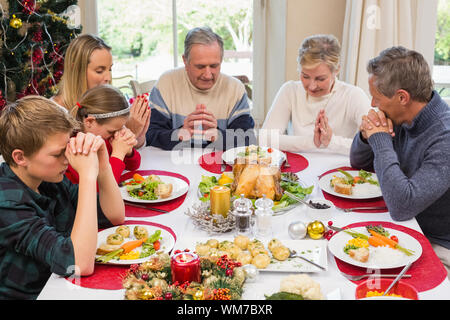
37,146,450,300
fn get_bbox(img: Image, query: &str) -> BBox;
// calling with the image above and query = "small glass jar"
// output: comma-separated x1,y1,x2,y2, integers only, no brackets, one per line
232,194,253,236
254,194,274,238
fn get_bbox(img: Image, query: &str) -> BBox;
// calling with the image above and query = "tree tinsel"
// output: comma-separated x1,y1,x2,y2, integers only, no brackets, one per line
0,0,82,109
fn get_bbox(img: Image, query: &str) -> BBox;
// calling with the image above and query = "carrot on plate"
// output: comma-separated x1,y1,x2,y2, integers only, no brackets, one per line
133,173,145,182
121,237,148,254
368,236,392,248
368,230,397,248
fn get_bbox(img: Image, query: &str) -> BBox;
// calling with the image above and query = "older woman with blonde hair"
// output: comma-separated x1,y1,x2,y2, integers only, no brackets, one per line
260,34,371,155
53,34,150,147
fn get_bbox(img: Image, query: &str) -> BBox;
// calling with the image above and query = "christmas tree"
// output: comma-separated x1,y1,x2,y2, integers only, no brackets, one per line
0,0,82,110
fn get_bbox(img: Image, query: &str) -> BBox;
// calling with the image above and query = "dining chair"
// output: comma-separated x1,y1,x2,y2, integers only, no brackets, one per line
233,75,252,100
112,74,134,96
130,79,157,97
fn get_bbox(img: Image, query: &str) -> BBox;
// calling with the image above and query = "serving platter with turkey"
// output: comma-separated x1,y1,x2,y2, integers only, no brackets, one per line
197,157,313,215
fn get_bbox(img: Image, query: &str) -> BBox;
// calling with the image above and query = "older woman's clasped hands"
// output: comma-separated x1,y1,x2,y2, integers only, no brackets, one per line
314,109,333,147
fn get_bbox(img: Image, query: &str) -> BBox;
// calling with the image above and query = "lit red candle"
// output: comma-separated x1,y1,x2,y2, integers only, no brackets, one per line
170,252,201,284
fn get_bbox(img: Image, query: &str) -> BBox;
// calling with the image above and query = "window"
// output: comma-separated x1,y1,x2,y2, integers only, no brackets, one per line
433,0,450,98
97,0,253,96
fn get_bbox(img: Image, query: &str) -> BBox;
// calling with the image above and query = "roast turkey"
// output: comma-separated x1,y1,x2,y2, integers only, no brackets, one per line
231,159,283,201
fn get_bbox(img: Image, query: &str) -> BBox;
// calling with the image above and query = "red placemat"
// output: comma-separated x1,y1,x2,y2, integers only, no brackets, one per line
334,221,448,292
66,220,177,290
198,151,308,174
198,151,232,174
120,170,190,218
319,166,387,213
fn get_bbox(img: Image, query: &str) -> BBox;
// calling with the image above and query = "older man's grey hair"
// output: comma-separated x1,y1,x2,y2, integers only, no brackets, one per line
367,46,434,103
183,26,224,62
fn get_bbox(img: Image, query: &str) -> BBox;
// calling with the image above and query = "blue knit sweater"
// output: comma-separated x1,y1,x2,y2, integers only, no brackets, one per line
350,91,450,249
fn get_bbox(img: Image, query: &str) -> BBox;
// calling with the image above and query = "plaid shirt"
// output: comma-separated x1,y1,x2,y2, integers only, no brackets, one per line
0,163,113,299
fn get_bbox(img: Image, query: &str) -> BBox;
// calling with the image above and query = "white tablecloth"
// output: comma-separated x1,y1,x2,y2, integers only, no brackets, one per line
37,147,450,300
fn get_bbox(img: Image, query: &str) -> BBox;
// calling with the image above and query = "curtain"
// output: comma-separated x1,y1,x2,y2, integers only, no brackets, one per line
78,0,98,35
340,0,438,94
252,0,287,128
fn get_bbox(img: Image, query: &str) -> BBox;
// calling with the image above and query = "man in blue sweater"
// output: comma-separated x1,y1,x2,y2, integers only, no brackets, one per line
350,46,450,277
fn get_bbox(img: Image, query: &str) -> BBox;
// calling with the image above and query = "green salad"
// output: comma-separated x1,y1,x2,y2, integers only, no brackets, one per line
272,178,314,211
127,180,161,200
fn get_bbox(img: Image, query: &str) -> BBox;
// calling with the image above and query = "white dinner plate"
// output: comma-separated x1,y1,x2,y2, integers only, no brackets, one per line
318,170,382,199
221,146,286,167
328,227,422,269
120,175,189,203
173,238,327,273
96,224,175,265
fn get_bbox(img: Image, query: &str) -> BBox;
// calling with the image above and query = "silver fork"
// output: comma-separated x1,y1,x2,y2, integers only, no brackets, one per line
283,153,291,168
337,206,388,212
341,273,412,281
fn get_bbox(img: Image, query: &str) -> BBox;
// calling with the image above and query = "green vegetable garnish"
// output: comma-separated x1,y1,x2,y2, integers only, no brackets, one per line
265,292,305,300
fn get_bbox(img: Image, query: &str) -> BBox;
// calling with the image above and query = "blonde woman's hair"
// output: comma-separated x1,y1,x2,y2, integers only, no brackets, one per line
70,84,129,129
56,34,111,111
297,34,341,73
0,96,79,166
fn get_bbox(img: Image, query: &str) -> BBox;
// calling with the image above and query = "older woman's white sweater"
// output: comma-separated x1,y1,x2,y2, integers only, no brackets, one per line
260,79,371,155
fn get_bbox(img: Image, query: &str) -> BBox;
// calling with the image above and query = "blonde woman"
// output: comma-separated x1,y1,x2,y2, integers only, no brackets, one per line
53,34,150,147
260,34,371,155
65,85,141,184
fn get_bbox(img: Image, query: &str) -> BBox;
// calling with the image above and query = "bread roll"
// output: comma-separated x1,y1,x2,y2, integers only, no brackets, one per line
156,183,173,199
96,243,121,255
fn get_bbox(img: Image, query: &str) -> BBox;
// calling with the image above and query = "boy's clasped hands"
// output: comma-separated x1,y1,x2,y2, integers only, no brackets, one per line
65,132,110,178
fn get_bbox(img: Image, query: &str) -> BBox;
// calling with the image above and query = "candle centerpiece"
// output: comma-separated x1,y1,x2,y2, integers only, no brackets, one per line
170,252,201,284
210,185,231,217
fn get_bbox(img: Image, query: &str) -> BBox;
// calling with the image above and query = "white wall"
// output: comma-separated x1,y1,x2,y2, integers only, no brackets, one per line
285,0,347,82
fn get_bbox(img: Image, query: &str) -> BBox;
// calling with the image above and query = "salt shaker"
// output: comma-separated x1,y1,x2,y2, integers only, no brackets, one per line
232,194,253,236
254,194,274,238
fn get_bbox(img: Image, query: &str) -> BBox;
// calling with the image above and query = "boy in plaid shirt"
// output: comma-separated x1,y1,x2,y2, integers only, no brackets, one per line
0,96,125,299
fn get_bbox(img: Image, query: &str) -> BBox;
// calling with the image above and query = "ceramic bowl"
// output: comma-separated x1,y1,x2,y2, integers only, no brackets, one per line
355,278,419,300
305,198,335,222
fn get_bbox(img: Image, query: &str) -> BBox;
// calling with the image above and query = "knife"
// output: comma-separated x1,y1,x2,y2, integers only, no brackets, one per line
125,202,169,213
329,225,345,233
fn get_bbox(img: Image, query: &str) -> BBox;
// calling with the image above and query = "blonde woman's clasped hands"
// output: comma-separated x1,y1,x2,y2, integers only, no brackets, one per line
313,109,333,148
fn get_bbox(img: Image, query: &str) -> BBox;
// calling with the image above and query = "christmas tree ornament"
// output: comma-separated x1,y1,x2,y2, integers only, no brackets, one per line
60,4,81,29
242,264,259,282
193,288,205,300
288,221,307,239
307,220,326,239
9,15,23,29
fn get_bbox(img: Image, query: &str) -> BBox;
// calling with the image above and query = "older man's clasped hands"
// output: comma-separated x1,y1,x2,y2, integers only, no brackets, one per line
360,109,395,140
